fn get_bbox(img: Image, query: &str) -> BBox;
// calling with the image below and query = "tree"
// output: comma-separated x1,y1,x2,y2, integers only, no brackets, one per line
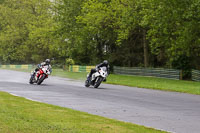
76,0,150,67
0,0,59,63
55,0,91,64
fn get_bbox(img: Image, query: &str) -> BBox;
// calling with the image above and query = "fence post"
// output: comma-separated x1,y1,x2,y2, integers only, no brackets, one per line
180,70,183,80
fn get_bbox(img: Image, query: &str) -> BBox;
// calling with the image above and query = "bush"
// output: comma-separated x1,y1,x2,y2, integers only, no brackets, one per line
171,55,191,80
65,58,75,66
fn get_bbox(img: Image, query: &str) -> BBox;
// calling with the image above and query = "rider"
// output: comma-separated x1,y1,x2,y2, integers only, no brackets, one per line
34,59,52,76
87,60,110,81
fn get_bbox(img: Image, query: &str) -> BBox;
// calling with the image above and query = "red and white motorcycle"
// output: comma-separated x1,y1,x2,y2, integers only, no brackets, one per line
29,65,51,85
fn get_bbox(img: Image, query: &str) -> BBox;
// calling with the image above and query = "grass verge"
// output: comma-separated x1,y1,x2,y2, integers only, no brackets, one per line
106,74,200,95
2,68,200,95
0,91,165,133
52,69,200,95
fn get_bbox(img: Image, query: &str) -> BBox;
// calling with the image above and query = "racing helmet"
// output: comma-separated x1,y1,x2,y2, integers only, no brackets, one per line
45,59,51,65
103,60,108,65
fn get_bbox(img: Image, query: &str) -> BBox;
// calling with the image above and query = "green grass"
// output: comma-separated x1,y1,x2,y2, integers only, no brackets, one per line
2,68,200,95
0,91,165,133
51,69,200,95
51,69,87,80
106,74,200,95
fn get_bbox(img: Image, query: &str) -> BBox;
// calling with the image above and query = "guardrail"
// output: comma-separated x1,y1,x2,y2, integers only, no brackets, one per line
113,66,180,80
68,65,181,80
0,64,34,70
192,69,200,81
69,65,95,73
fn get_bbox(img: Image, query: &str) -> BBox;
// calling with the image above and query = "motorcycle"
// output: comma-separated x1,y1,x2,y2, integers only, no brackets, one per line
29,65,51,85
85,67,108,88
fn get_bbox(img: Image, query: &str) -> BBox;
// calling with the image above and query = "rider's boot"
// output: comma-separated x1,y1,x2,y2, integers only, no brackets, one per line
87,76,91,81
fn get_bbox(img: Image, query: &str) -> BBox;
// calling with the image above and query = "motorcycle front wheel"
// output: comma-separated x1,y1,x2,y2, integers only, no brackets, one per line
94,77,103,88
29,76,34,84
85,80,90,87
37,74,46,85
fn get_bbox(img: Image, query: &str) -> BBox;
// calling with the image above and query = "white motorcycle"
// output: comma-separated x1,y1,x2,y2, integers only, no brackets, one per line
29,65,51,85
85,67,108,88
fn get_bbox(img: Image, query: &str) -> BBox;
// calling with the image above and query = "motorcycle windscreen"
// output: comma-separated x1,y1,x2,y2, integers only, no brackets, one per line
101,67,107,71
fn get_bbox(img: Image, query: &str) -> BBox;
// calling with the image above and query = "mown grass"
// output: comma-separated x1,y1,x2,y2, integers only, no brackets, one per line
51,69,200,95
106,74,200,95
0,91,165,133
51,69,87,80
2,68,200,95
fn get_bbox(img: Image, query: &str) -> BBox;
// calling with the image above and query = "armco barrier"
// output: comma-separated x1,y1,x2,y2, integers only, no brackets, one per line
113,66,180,80
192,69,200,81
69,65,181,80
69,65,95,72
0,64,34,70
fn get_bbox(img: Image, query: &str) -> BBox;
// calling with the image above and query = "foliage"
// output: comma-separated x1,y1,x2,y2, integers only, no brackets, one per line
1,0,200,77
0,0,59,64
65,58,75,66
75,0,146,66
54,0,91,64
141,0,200,68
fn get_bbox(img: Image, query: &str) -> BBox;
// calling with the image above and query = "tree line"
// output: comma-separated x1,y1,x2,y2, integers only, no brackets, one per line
0,0,200,78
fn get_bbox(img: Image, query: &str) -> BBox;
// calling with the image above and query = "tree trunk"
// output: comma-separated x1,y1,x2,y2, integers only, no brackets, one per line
143,29,149,67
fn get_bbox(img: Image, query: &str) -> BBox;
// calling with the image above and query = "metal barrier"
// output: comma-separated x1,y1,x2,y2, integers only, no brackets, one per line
0,64,34,70
69,65,180,80
69,65,95,73
113,66,180,80
192,69,200,81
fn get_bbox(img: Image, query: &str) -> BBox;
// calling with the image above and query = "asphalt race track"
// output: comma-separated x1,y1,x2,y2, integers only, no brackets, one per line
0,69,200,133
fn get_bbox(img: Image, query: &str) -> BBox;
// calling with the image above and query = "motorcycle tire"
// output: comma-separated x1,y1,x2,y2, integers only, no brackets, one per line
94,77,103,88
37,74,46,85
29,76,34,84
85,80,90,87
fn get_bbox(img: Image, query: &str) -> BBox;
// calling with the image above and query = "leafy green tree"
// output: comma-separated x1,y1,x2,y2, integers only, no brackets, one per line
0,0,4,4
139,0,200,78
0,0,59,64
1,0,200,74
76,0,149,66
55,0,91,64
76,0,117,64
